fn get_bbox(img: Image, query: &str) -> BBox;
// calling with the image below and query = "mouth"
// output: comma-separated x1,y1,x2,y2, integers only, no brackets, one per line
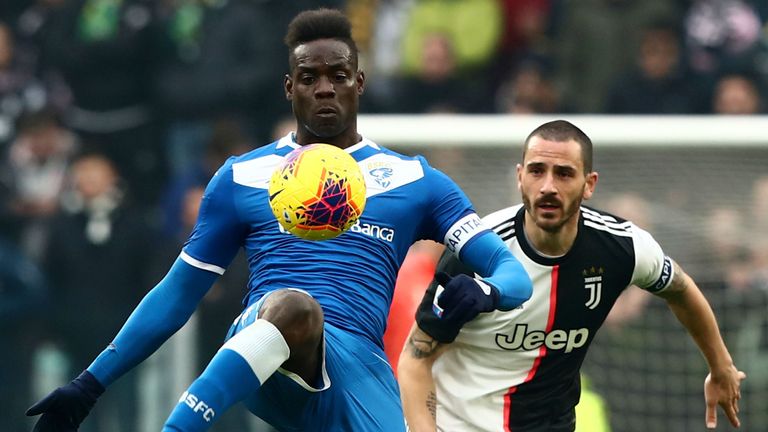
316,107,337,117
536,200,561,212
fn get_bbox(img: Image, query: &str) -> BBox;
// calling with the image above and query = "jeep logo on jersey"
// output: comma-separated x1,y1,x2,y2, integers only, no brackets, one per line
583,267,603,309
369,167,393,188
496,324,589,353
178,391,215,422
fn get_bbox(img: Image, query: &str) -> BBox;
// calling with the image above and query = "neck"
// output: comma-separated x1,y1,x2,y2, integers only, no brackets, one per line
523,211,580,257
295,125,360,149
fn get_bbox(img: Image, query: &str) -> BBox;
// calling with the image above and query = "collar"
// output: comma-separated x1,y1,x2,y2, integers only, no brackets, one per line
275,132,380,153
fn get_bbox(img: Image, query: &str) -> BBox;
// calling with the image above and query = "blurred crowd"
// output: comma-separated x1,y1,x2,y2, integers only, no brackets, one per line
1,0,768,431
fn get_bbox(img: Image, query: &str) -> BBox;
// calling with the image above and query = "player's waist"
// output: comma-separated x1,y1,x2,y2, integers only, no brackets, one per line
244,286,389,348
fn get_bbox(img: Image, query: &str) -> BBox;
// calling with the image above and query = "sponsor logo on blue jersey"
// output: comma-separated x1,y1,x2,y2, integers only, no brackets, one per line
277,220,395,242
350,220,395,242
178,391,215,422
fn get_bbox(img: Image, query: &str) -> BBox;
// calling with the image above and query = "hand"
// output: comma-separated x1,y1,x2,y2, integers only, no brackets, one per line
704,366,747,429
26,370,105,432
433,272,499,325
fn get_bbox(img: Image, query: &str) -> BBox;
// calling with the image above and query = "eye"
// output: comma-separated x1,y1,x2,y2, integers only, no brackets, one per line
334,73,348,82
299,74,316,85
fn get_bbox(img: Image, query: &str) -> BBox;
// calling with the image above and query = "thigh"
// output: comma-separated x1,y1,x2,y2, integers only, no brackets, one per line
245,324,406,432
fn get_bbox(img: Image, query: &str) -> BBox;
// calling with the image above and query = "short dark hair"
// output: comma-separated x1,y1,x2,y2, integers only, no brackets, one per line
523,120,594,173
284,8,358,70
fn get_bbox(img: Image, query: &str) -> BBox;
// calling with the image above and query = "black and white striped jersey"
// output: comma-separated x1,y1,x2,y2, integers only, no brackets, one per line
417,204,674,431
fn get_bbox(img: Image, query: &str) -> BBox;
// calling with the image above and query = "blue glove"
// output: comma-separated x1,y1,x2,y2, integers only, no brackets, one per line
26,370,105,432
433,272,499,325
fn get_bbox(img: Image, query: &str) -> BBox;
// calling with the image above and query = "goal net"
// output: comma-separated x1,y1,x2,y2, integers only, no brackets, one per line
359,114,768,432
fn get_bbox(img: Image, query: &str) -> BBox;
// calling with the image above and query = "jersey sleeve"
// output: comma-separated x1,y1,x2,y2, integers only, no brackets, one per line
181,159,249,274
630,224,674,293
422,164,487,254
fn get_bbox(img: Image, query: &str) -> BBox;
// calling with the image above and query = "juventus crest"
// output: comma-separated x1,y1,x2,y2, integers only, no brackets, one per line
583,267,604,309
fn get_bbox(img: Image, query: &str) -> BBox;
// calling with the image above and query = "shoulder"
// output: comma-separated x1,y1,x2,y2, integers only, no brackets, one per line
357,140,453,194
224,140,285,189
580,206,636,239
579,205,665,264
483,205,522,232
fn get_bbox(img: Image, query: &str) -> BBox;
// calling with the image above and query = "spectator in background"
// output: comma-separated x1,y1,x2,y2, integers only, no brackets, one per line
1,107,77,259
0,238,48,432
490,0,555,92
12,0,71,113
346,0,413,113
495,59,560,113
393,0,502,112
0,21,49,149
391,32,486,113
160,118,252,240
43,153,153,432
604,21,709,114
400,0,501,75
555,0,683,113
711,72,764,114
683,0,762,77
42,0,162,207
152,0,295,179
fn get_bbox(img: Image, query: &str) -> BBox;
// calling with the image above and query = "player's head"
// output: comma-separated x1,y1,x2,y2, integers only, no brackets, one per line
284,8,364,145
517,120,598,233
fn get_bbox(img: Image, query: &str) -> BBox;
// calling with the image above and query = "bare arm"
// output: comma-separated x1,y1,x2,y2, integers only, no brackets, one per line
398,323,448,432
656,260,747,429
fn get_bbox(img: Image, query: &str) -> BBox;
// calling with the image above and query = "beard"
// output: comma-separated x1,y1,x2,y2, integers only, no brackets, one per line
522,192,583,233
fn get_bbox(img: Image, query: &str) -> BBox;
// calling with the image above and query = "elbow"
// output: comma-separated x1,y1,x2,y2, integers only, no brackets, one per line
497,274,533,311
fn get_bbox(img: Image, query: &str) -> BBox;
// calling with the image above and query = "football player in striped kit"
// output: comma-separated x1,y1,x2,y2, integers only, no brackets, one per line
399,120,746,432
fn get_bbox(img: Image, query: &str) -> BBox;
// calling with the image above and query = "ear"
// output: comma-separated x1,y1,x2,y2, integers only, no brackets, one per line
516,163,523,192
356,70,365,95
583,171,599,201
284,74,293,101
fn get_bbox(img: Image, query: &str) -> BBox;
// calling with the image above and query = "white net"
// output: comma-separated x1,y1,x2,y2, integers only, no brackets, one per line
360,114,768,431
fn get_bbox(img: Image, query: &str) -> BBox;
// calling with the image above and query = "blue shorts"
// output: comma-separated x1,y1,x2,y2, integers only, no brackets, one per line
225,291,406,432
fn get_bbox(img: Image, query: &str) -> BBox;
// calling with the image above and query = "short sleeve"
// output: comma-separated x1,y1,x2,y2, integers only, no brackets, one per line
630,224,674,293
181,161,249,274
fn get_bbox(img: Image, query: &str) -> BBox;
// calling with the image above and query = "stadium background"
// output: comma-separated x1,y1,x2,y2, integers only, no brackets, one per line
1,1,766,431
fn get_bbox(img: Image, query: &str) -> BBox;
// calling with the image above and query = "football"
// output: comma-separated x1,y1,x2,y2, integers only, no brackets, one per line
268,143,367,240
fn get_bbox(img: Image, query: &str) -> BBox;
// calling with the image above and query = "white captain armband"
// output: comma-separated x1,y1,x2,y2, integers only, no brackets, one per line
444,213,485,256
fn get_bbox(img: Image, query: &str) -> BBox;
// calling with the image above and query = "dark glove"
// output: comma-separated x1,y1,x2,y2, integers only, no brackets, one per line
26,370,105,432
434,272,499,325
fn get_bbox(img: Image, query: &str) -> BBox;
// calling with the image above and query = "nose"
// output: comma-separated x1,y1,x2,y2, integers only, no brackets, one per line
539,172,557,195
315,76,335,98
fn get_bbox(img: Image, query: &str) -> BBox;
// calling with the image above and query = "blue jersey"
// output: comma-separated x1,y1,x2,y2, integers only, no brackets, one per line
180,134,487,346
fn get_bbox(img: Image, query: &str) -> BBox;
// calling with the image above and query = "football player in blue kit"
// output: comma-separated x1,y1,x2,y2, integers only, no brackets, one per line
26,8,532,432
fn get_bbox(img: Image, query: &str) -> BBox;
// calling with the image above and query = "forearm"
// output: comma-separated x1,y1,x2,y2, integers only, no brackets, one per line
661,265,733,371
88,258,217,386
398,325,444,432
460,231,532,310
